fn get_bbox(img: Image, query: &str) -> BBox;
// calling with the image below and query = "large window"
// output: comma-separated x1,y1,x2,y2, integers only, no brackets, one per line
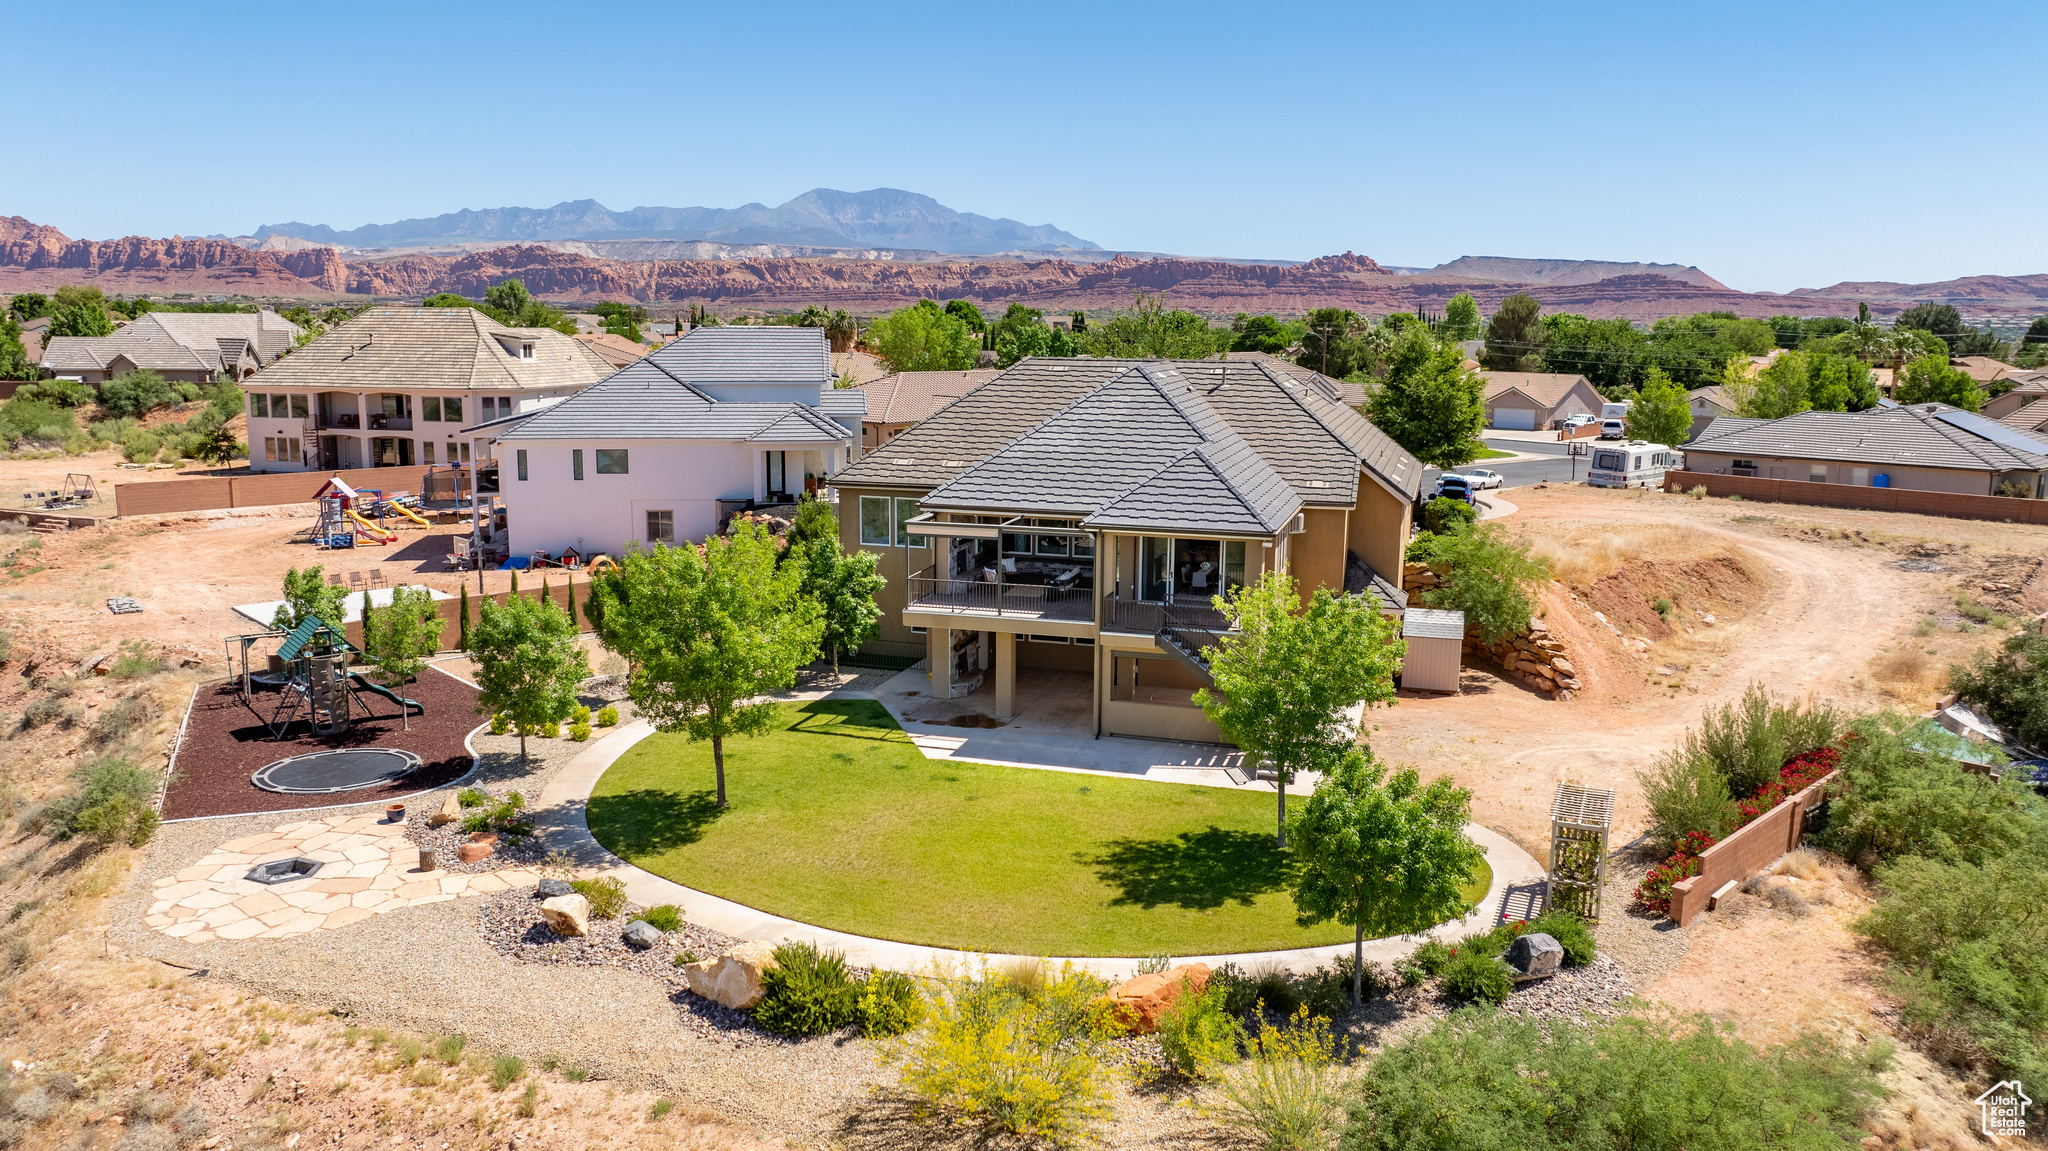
596,449,628,475
1137,536,1247,602
895,497,925,547
271,394,290,418
289,395,309,419
859,496,892,546
646,510,674,544
443,397,462,423
423,397,442,421
250,394,269,418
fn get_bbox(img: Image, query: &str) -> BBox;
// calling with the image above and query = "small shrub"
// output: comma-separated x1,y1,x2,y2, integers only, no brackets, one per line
570,876,626,919
397,1038,422,1066
489,714,510,735
1526,909,1597,967
1408,938,1454,977
858,970,924,1038
460,813,490,835
19,697,72,731
1213,1007,1341,1150
1133,953,1171,976
109,648,169,678
457,787,488,808
1155,981,1244,1079
1687,484,1707,499
1253,969,1301,1016
89,693,152,746
489,1055,523,1091
754,941,861,1037
561,1066,590,1082
1726,492,1743,502
572,704,591,724
517,1081,539,1118
1423,496,1477,535
1440,948,1514,1005
632,905,682,933
1208,963,1260,1016
648,1099,675,1120
121,431,162,464
37,754,162,847
596,705,619,727
410,1064,441,1087
1652,595,1673,618
569,721,591,742
433,1035,467,1064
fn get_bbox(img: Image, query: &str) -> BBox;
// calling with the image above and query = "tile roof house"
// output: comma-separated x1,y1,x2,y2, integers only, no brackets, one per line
41,309,304,385
1480,371,1603,431
1952,356,2021,388
238,305,614,473
573,332,652,369
1223,351,1366,406
1983,373,2048,420
1682,402,2048,498
1687,384,1737,440
830,356,1420,744
487,325,861,559
854,369,1001,448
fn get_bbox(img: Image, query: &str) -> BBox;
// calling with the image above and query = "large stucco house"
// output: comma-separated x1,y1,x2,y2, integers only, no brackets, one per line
829,357,1421,744
1682,403,2048,497
237,306,614,472
42,309,303,384
485,325,863,559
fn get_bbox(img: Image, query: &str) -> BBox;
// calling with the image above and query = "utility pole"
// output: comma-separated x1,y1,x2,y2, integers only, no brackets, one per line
1311,323,1336,376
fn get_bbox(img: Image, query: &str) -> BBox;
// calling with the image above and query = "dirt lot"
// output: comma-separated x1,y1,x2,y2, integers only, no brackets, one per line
2,458,2044,1149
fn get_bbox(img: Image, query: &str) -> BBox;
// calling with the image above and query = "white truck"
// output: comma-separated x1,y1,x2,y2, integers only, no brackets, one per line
1598,400,1632,439
1587,440,1681,489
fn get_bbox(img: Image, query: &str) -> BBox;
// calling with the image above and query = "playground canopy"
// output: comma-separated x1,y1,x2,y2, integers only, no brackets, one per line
231,584,456,628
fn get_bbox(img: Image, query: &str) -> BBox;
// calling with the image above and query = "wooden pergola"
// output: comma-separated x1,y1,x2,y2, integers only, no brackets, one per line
1545,782,1614,922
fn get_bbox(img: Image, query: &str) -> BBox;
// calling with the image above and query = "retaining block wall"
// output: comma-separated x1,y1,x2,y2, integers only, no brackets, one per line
1663,470,2048,526
115,465,437,518
1667,770,1834,926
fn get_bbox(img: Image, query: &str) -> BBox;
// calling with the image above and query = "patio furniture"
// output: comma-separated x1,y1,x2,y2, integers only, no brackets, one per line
368,569,386,588
326,574,344,587
347,571,367,592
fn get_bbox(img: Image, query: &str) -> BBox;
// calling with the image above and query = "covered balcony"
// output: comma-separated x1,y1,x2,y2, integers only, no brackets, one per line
903,514,1096,623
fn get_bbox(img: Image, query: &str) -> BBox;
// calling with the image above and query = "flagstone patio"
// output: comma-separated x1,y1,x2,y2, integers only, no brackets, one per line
144,811,541,943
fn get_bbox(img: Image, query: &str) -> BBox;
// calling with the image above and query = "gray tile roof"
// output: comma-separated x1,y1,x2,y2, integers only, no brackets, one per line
1686,403,2048,472
818,390,867,418
246,306,615,394
41,309,304,375
142,311,301,363
494,356,850,445
922,365,1300,536
833,357,1424,502
645,325,831,385
1224,352,1366,407
857,369,1003,424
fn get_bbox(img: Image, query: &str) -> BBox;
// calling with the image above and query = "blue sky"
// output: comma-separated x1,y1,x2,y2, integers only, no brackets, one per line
6,0,2043,293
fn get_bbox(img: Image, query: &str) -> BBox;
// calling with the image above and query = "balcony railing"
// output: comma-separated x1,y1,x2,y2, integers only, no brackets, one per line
1103,596,1230,636
367,416,413,431
907,568,1095,622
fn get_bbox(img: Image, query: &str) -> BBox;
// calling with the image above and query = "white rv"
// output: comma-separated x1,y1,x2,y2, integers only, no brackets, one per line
1587,440,1681,489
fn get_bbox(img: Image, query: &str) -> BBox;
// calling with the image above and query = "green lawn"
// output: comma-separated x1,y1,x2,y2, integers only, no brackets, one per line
1473,447,1516,459
588,699,1490,956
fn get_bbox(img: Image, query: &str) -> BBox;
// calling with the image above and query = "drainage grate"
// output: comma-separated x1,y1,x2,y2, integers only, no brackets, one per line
244,857,324,885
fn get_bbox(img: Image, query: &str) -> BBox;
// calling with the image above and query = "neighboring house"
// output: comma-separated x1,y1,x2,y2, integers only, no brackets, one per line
41,309,303,384
1687,384,1736,440
1984,373,2048,420
16,316,49,363
829,357,1421,744
241,306,614,473
489,325,863,559
1480,371,1603,430
855,369,1000,448
574,332,651,369
1682,403,2048,498
1223,351,1366,406
1952,356,2021,390
1998,387,2048,442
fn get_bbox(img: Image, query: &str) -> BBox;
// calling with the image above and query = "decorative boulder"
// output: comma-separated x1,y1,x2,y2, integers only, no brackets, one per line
457,842,494,864
1505,932,1564,981
539,893,590,938
621,921,663,951
536,877,574,899
429,794,462,827
1104,963,1211,1034
683,942,779,1009
466,832,500,846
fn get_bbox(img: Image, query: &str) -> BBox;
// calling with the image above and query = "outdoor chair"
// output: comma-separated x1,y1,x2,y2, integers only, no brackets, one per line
326,574,344,587
347,572,367,592
369,569,386,588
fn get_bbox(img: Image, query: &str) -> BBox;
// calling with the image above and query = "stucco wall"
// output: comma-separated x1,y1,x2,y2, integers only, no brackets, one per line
1290,508,1350,599
834,483,935,659
1679,452,1996,495
502,439,759,559
1346,475,1408,587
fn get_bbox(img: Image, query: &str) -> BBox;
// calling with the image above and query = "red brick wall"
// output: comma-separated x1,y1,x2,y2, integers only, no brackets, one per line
115,465,438,518
1663,470,2048,526
1667,771,1833,926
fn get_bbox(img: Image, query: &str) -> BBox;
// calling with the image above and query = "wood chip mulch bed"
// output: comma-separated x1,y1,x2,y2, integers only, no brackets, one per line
162,666,484,820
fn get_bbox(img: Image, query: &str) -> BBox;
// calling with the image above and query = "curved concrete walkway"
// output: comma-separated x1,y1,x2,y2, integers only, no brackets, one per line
532,716,1546,980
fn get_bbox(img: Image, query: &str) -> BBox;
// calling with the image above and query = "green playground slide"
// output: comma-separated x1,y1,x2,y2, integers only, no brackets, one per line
348,673,424,716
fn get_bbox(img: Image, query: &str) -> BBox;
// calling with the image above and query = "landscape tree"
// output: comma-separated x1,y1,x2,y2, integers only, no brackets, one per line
466,593,589,762
1290,746,1484,1006
364,586,444,730
1230,314,1291,354
942,299,986,332
270,565,349,632
785,491,838,552
1895,301,2006,358
1893,354,1983,411
47,285,114,340
1195,571,1406,848
1413,525,1552,646
2014,316,2048,368
1441,293,1480,341
1541,314,1649,390
483,279,533,317
1950,630,2048,751
1295,308,1372,378
0,315,38,379
1480,294,1546,371
865,299,979,373
1366,327,1487,469
7,293,49,322
586,521,824,808
191,425,243,465
1084,293,1225,360
1624,367,1692,445
797,535,885,674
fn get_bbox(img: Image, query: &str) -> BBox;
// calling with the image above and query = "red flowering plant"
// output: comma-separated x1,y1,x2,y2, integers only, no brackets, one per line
1632,829,1717,915
1632,746,1840,915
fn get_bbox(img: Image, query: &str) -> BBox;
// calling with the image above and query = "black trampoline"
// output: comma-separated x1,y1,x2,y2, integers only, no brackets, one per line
251,748,423,795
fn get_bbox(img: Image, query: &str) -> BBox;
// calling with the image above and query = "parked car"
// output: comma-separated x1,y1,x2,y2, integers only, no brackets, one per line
1433,474,1475,503
1460,469,1505,490
1562,414,1597,429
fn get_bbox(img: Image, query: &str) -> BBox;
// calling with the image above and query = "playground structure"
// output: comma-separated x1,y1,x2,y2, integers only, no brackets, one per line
22,474,100,510
307,475,437,549
233,615,425,740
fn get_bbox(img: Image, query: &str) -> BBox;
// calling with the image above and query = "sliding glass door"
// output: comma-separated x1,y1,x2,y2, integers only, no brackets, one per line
1136,537,1248,603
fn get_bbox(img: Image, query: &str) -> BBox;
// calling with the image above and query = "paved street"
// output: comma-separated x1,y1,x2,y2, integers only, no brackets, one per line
1425,437,1597,494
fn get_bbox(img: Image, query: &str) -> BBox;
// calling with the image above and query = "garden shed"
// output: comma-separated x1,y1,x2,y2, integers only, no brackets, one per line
1399,607,1464,693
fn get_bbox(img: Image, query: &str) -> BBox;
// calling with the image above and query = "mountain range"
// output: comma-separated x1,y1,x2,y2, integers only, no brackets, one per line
247,188,1101,256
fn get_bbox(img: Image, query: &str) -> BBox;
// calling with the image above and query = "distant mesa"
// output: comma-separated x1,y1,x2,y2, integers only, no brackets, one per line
1406,256,1730,291
247,188,1101,257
